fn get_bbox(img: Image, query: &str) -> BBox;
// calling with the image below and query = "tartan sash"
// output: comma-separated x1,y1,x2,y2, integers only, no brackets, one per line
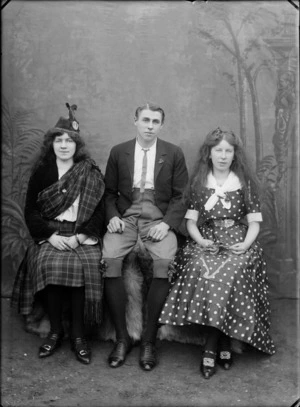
37,159,105,230
12,159,106,324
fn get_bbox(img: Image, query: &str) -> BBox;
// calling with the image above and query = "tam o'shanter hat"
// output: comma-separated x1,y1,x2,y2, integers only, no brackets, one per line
49,103,80,135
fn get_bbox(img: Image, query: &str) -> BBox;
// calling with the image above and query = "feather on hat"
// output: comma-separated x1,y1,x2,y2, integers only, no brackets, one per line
47,103,80,136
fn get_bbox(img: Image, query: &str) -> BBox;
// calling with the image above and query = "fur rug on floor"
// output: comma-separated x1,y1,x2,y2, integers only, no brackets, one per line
23,240,245,353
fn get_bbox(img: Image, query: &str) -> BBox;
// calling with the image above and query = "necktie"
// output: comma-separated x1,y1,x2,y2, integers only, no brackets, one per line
140,148,149,193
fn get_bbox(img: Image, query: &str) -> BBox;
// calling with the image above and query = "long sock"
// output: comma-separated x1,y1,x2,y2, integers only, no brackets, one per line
142,278,170,343
219,332,231,351
204,326,220,353
70,286,85,338
45,284,64,334
104,277,130,341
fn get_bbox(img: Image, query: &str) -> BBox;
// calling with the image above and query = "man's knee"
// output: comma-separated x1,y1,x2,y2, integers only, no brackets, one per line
103,258,123,277
152,259,172,279
102,233,123,258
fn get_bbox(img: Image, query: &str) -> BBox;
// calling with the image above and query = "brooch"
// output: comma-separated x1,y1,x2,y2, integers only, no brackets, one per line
223,192,230,203
72,121,79,131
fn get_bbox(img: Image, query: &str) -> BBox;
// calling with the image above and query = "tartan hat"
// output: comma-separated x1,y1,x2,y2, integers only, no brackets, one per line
48,103,80,135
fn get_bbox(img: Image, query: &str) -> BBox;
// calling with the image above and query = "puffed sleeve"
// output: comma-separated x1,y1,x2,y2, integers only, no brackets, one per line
244,184,263,223
184,187,200,222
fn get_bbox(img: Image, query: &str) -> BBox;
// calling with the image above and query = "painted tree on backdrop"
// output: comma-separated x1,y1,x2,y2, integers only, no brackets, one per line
193,2,294,246
1,98,43,295
194,2,283,163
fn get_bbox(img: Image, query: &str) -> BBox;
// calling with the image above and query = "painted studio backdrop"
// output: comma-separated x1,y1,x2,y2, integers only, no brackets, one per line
1,1,299,298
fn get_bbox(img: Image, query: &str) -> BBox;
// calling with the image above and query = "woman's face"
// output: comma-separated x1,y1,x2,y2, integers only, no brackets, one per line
53,132,76,162
210,139,234,173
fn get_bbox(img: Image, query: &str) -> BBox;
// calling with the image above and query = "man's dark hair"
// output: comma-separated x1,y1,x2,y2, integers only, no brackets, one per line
134,103,165,124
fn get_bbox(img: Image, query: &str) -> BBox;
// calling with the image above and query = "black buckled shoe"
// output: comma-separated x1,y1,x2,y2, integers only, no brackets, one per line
108,339,132,368
39,332,63,358
71,337,91,365
217,334,233,370
217,350,233,370
139,341,157,371
200,350,217,379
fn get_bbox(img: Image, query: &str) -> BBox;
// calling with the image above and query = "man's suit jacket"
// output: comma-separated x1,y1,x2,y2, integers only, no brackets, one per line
104,138,188,231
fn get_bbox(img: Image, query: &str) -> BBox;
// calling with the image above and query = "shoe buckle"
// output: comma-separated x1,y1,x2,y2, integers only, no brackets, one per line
203,357,215,367
220,351,231,359
43,344,52,351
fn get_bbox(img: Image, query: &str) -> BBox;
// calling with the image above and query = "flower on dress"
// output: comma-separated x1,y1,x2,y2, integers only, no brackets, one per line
223,192,230,203
168,260,178,284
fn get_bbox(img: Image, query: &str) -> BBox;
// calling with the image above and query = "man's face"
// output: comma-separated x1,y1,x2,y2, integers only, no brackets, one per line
134,109,163,147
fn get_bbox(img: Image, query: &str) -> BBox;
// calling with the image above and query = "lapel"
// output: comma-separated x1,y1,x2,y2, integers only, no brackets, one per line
154,138,167,183
124,138,167,185
124,139,136,183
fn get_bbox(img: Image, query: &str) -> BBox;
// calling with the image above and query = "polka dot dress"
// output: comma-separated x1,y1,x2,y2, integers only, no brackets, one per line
160,186,275,355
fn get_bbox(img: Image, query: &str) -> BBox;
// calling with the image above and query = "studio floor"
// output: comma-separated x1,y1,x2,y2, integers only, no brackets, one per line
1,296,299,407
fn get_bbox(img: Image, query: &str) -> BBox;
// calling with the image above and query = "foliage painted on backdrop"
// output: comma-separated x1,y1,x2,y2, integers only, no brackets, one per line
193,2,296,248
193,2,283,165
256,155,278,246
1,98,44,272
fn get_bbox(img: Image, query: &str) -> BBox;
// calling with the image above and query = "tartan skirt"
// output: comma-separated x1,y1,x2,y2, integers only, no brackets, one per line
12,221,104,324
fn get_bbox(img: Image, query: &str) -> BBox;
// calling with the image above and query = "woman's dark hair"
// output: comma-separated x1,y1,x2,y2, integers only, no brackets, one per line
185,127,261,204
31,129,90,174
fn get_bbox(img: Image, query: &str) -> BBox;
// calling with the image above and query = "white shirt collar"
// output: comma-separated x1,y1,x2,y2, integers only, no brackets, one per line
135,138,157,152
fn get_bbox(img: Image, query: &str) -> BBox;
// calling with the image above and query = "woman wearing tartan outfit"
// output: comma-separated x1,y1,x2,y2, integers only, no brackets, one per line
12,104,105,364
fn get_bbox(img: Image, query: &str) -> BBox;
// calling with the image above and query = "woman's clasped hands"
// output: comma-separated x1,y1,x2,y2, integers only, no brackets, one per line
200,239,219,255
200,239,249,255
47,232,80,251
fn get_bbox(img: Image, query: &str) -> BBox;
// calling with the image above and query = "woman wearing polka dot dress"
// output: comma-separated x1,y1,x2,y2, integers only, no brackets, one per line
159,127,275,379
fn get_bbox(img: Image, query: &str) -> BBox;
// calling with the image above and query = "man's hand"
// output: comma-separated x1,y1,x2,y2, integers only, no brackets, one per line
107,216,125,234
47,233,71,251
147,222,170,242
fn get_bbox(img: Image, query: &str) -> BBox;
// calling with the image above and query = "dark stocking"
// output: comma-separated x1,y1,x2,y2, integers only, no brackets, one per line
45,284,64,334
142,278,170,343
70,286,85,338
205,326,221,353
219,332,231,351
201,326,220,378
104,277,130,342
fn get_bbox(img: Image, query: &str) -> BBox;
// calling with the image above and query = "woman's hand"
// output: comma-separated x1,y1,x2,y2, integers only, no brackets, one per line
200,239,219,254
229,242,249,255
65,235,80,250
47,233,72,251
